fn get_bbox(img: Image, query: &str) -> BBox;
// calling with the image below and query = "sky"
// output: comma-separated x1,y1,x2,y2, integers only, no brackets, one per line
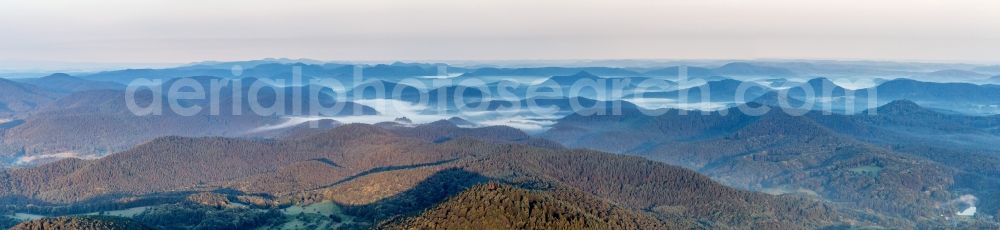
1,0,999,69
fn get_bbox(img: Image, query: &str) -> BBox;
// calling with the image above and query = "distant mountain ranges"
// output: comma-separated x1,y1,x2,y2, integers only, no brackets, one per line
9,59,999,83
328,69,1000,114
0,76,377,163
79,62,464,84
3,67,1000,162
19,73,125,93
2,60,1000,228
923,69,991,79
629,76,1000,114
461,62,798,79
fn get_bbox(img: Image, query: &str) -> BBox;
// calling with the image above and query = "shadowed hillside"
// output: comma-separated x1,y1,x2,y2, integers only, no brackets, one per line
380,183,666,230
0,78,61,118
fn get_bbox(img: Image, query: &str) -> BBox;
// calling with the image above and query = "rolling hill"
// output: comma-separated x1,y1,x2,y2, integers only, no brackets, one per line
459,67,643,77
711,62,796,77
541,102,986,222
0,122,889,229
19,73,125,93
869,78,1000,103
380,183,667,229
0,78,61,118
643,66,715,79
544,71,606,86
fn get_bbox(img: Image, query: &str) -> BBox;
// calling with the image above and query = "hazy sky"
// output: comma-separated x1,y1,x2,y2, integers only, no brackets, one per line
2,0,999,65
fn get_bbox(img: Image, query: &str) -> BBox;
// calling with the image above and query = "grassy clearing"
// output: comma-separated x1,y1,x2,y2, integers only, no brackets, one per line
264,201,358,230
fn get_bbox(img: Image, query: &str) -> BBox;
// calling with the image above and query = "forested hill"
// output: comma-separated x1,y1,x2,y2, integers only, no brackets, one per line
542,100,1000,225
0,122,890,229
379,183,666,229
10,216,153,230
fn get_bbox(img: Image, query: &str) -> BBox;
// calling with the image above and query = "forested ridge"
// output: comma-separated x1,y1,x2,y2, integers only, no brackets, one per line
0,78,62,118
0,121,893,229
10,216,152,230
542,100,1000,225
380,183,665,230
